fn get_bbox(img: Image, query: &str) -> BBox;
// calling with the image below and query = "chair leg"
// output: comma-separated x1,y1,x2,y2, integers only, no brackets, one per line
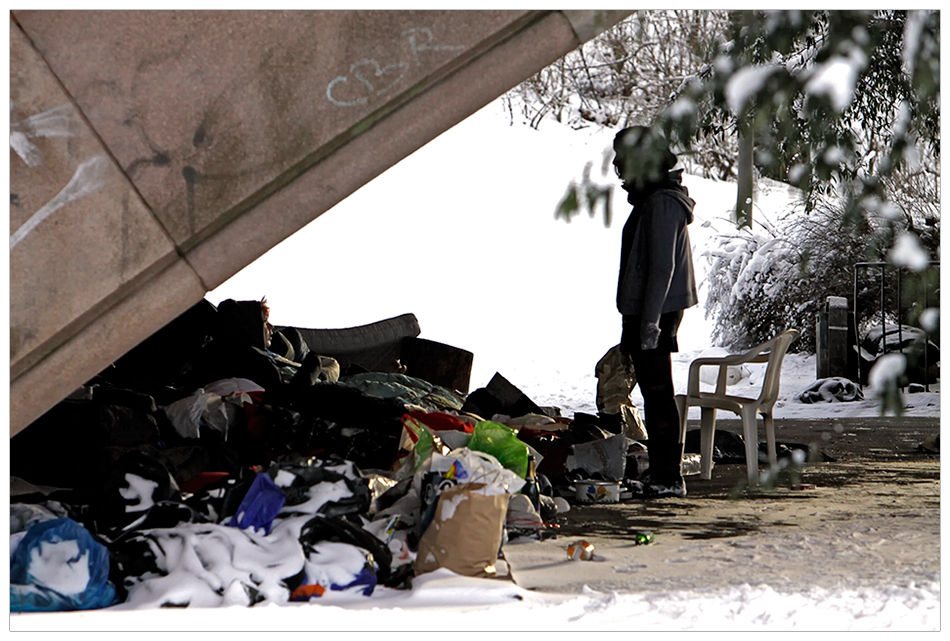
700,407,717,480
740,405,760,483
763,413,777,469
675,395,688,443
675,395,689,477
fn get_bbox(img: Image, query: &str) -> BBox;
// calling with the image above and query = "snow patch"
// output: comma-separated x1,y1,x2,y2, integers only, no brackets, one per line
119,474,160,513
803,47,867,112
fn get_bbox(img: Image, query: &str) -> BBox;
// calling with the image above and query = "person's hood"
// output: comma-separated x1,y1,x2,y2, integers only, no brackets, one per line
215,299,267,350
623,169,695,224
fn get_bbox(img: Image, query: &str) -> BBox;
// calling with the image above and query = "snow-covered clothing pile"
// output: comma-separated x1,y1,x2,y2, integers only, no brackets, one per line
796,377,864,403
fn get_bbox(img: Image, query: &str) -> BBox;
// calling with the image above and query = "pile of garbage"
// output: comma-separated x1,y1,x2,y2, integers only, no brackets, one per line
9,299,656,613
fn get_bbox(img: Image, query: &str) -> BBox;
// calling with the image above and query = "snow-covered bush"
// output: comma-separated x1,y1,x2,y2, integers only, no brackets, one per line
704,220,809,353
504,9,738,182
702,192,934,354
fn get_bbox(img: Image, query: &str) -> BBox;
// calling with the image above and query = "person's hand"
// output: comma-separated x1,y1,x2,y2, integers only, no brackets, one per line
640,322,661,351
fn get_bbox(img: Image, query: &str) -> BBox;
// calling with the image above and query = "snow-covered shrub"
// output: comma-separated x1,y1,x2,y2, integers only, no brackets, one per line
703,221,808,352
703,195,921,354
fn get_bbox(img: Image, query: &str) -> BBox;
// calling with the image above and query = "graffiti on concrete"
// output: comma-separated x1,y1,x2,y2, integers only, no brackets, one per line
401,27,466,63
10,103,77,168
326,27,464,108
326,59,411,108
10,155,111,250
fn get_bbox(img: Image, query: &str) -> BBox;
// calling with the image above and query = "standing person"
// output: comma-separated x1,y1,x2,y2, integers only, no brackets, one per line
613,126,698,498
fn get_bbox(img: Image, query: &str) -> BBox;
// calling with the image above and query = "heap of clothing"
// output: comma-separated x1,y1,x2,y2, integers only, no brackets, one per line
10,300,589,612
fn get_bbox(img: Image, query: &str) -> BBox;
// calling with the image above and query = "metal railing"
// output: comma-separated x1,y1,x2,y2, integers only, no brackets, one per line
853,261,940,391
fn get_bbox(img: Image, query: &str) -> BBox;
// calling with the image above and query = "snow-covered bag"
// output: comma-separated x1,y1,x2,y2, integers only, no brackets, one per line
271,458,371,520
10,518,118,612
92,451,181,540
505,493,543,535
10,501,70,537
414,482,509,578
292,541,377,599
294,513,398,594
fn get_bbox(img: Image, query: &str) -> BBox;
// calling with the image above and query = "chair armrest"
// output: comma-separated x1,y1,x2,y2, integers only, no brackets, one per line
686,358,732,396
684,329,799,404
686,349,771,396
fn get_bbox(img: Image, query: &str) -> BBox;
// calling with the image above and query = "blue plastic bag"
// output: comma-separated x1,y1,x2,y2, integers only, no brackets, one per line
10,518,118,612
227,472,286,534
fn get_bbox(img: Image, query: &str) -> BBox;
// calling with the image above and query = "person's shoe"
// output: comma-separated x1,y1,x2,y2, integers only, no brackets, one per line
643,477,686,498
627,473,686,498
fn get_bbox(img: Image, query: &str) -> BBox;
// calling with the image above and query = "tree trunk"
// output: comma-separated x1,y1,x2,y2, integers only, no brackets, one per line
736,123,754,228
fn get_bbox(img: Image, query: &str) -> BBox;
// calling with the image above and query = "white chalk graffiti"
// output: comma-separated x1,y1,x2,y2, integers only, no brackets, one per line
10,103,77,168
326,59,411,107
10,155,112,250
327,26,465,107
401,27,466,64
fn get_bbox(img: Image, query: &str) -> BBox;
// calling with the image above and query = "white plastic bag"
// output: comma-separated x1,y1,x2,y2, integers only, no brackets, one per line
414,448,526,498
566,434,631,481
163,388,247,440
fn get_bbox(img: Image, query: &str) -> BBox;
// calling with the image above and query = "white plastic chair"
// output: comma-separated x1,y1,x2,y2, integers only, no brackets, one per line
675,328,800,483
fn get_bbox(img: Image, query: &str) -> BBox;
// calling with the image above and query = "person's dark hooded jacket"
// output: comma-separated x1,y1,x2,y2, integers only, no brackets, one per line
182,299,283,391
616,168,698,340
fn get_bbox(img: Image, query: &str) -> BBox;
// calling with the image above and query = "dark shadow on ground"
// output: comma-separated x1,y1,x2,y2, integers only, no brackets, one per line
551,416,939,543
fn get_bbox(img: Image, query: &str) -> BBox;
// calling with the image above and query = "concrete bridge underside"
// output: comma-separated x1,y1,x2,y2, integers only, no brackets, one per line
9,10,630,436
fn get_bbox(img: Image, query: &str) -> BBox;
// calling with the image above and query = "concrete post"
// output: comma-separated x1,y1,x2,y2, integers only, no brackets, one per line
816,296,850,379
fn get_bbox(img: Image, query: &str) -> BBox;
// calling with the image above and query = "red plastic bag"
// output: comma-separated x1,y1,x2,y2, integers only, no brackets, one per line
408,410,474,434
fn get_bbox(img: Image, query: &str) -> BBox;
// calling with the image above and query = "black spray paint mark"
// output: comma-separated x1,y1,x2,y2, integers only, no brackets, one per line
182,165,197,234
125,152,171,178
193,123,208,147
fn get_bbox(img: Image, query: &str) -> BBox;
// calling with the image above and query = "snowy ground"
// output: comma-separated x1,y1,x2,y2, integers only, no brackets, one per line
14,99,940,631
15,568,941,631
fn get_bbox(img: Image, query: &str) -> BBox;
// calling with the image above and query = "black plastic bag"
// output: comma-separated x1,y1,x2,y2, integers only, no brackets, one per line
298,514,394,587
267,456,371,519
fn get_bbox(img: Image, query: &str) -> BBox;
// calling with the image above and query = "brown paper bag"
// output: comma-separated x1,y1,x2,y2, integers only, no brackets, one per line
414,482,509,578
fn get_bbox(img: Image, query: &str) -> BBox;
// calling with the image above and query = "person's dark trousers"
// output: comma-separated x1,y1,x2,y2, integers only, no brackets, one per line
621,311,685,485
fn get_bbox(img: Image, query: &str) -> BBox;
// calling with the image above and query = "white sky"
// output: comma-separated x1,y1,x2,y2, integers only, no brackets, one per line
207,99,940,420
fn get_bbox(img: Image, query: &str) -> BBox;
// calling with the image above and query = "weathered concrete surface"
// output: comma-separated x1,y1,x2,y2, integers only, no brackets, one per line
9,15,207,432
9,10,630,436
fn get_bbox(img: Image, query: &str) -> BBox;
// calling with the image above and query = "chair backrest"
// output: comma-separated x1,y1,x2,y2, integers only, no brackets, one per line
757,328,801,408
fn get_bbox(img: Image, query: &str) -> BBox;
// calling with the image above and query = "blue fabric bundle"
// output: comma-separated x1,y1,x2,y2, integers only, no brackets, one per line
10,518,118,612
